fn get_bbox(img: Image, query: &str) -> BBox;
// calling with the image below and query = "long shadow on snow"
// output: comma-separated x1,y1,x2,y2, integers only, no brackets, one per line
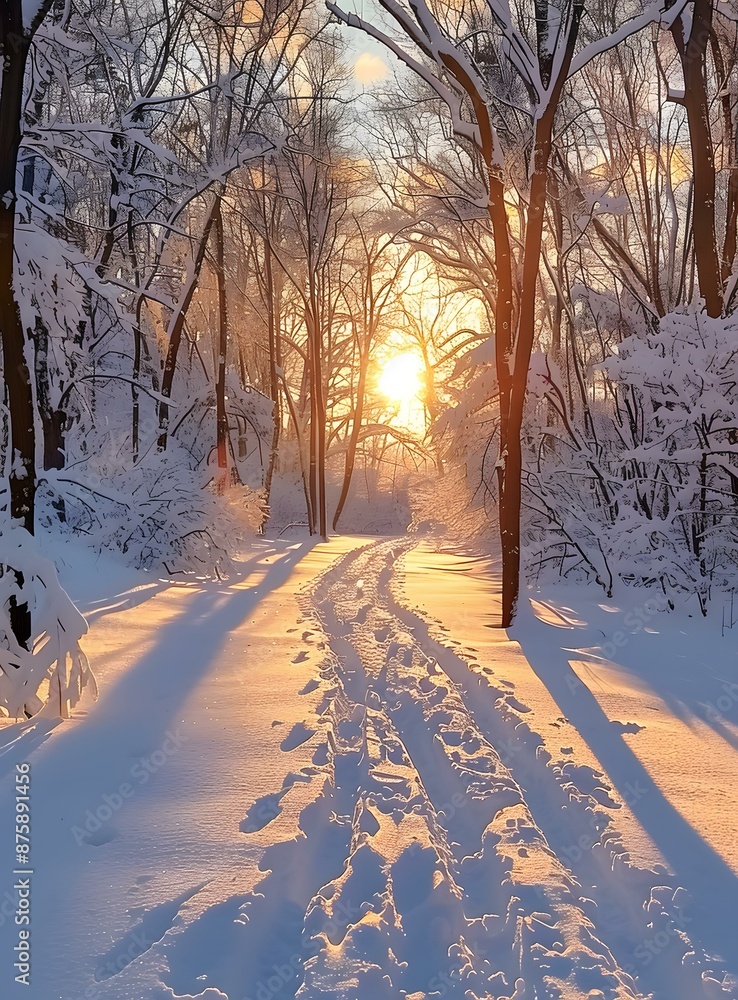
571,623,738,759
513,607,738,975
0,539,312,780
0,540,316,830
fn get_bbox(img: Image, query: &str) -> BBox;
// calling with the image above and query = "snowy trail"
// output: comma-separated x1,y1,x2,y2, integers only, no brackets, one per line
299,539,729,999
0,536,735,1000
167,537,731,1000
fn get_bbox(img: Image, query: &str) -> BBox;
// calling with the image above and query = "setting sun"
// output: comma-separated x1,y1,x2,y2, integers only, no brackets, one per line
379,352,423,403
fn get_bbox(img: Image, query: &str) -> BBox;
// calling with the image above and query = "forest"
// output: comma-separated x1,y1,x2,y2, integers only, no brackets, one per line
0,2,738,998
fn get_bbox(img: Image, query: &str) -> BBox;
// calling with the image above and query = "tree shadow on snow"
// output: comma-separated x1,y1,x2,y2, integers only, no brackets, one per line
513,607,738,976
0,538,316,796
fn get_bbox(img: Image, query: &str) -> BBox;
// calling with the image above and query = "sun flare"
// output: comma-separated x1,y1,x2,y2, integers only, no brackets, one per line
379,353,423,404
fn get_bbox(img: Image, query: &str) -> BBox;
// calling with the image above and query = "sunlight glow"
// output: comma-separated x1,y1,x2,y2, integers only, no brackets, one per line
354,51,388,84
379,353,423,404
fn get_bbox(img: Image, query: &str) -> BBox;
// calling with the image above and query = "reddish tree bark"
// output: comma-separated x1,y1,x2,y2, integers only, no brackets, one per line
670,0,723,317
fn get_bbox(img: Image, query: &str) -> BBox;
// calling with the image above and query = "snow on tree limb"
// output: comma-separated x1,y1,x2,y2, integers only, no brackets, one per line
486,0,543,101
330,0,694,120
326,4,483,150
568,0,691,79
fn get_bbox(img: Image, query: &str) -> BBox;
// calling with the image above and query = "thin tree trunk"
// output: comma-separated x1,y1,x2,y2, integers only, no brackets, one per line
263,242,281,512
157,193,220,451
34,319,65,473
333,345,368,531
711,26,738,284
306,300,327,540
213,199,231,488
278,370,313,532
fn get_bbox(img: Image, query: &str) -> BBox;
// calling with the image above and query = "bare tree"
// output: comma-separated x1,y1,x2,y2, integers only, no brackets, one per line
332,216,413,529
328,0,691,624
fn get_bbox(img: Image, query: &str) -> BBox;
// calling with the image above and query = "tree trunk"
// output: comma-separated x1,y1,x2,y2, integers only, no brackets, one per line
671,0,723,317
278,369,314,532
486,6,582,627
262,242,281,513
306,300,327,540
0,1,52,647
333,344,368,531
213,199,231,489
157,193,220,451
34,318,65,474
711,25,738,284
502,163,550,627
487,173,518,627
0,9,36,534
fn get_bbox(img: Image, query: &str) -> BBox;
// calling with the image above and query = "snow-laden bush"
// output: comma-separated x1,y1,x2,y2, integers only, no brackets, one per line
410,341,501,541
0,527,95,720
524,309,738,608
40,446,267,578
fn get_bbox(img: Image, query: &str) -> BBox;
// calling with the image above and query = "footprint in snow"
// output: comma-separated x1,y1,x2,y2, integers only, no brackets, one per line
292,650,310,664
280,721,316,751
366,689,383,709
84,826,120,848
504,695,531,714
611,720,644,734
299,678,319,695
95,883,206,980
241,790,286,833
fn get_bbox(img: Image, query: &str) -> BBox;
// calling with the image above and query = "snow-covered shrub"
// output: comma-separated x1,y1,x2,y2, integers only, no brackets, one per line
0,527,95,720
411,338,501,542
524,310,738,609
40,446,267,578
15,222,273,577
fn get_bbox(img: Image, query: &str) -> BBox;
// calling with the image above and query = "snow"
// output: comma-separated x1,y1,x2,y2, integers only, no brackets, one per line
1,535,736,998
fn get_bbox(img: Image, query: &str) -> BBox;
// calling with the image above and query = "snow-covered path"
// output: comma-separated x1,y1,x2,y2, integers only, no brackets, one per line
0,537,736,999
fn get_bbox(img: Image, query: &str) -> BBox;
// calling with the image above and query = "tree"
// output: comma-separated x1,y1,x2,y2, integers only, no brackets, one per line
328,0,692,624
0,0,54,536
331,216,414,529
0,0,55,647
247,37,359,537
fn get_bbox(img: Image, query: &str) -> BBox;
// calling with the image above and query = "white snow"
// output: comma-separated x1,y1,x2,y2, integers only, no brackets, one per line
0,536,736,998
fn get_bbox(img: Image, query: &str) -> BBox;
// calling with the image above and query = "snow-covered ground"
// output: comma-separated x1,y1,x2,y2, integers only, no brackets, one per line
0,536,736,999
